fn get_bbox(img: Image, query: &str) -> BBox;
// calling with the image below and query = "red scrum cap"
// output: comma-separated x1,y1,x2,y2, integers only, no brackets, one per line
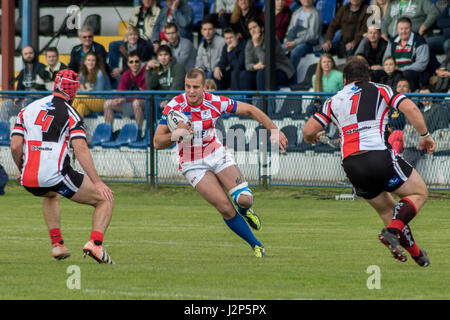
53,69,80,101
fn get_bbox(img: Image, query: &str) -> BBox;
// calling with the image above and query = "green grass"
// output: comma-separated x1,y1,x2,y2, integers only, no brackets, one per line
0,181,449,300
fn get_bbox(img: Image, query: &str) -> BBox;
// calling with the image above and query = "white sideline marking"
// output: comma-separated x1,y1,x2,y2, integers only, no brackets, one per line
83,288,232,300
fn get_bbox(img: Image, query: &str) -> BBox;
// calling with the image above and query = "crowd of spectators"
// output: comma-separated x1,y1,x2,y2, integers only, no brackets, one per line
1,0,449,145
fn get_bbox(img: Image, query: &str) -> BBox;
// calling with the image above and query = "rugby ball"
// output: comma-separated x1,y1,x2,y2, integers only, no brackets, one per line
167,109,192,141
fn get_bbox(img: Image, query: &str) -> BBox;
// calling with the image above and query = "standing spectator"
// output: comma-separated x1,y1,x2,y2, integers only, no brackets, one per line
383,17,430,92
145,45,186,110
355,26,388,71
240,18,294,90
195,20,226,79
214,28,247,90
72,52,112,117
151,0,194,43
35,47,67,91
108,0,161,81
103,52,147,135
321,0,370,58
0,46,45,121
312,53,343,92
381,0,440,40
230,0,262,40
213,0,237,29
402,86,448,166
111,25,154,81
283,0,321,78
260,0,292,43
378,56,404,88
164,22,196,72
68,25,108,74
426,4,450,55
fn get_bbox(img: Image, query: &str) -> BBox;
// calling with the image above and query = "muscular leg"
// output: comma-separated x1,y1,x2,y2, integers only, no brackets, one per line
216,165,253,209
42,192,62,230
365,191,397,227
194,170,262,251
70,174,114,234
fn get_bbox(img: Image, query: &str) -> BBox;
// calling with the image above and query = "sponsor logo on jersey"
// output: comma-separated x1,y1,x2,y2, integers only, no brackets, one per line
31,145,53,151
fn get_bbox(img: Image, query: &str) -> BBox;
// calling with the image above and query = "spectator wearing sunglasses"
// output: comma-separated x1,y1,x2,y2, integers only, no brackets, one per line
103,52,147,136
68,25,109,75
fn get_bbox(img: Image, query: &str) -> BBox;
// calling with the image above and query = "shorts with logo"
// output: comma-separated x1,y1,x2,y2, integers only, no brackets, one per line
342,149,413,200
24,166,84,199
182,146,236,188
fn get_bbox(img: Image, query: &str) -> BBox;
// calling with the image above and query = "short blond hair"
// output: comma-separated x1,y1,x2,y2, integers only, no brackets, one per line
186,68,206,84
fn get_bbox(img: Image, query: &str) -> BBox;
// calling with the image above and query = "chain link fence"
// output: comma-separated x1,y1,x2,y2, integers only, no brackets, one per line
1,90,449,189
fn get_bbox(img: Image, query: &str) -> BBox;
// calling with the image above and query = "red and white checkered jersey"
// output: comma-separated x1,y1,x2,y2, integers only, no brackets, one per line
313,81,407,159
160,92,237,164
11,94,86,187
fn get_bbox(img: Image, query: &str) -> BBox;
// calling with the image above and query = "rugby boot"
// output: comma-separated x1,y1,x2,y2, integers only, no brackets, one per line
51,243,71,260
413,249,430,267
253,245,266,258
83,240,115,264
378,228,407,262
239,208,262,231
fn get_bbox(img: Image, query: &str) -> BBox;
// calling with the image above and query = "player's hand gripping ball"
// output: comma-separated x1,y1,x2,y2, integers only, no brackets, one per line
167,110,193,141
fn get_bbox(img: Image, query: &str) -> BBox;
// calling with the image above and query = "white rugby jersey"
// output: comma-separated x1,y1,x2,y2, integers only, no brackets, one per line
313,82,407,159
11,94,86,187
160,92,237,164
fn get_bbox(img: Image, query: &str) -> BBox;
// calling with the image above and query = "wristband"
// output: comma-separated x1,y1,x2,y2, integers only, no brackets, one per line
420,131,430,138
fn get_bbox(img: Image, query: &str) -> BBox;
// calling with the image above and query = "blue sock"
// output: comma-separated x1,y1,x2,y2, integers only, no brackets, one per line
224,212,262,248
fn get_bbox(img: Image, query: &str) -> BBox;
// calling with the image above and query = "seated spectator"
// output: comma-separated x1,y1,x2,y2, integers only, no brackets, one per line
111,25,154,81
164,22,196,72
151,0,194,43
103,52,147,136
214,27,246,90
374,0,391,20
312,53,343,92
0,46,45,121
195,20,226,79
204,78,218,91
35,47,67,91
427,3,450,55
283,0,321,79
230,0,262,40
381,0,440,41
260,0,292,43
321,0,370,58
402,85,448,166
212,0,237,29
240,18,294,90
430,47,450,92
72,52,112,117
145,45,186,110
109,0,161,80
387,78,411,152
377,56,404,88
383,17,431,91
355,25,388,71
68,25,108,74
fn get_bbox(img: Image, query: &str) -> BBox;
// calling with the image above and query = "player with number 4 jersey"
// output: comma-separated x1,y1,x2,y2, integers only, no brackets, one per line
303,57,436,267
10,69,115,264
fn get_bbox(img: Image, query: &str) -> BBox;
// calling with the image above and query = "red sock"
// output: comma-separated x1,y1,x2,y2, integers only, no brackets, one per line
49,228,63,245
404,242,421,258
90,230,104,246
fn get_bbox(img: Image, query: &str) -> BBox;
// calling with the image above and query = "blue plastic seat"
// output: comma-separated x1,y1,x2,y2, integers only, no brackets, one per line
0,120,11,146
91,122,113,147
187,1,205,26
102,122,139,148
316,0,336,25
128,130,150,149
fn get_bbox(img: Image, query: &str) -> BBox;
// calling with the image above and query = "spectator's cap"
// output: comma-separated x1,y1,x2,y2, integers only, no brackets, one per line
54,69,80,101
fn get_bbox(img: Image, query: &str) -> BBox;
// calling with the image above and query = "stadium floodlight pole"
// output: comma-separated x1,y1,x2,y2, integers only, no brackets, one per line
261,0,276,190
22,0,32,47
1,0,15,91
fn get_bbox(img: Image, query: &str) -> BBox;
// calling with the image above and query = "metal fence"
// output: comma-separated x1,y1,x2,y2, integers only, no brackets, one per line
1,90,449,189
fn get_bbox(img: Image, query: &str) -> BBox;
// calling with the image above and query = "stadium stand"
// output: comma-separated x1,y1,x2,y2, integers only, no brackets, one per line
91,122,113,147
0,120,10,146
102,122,139,148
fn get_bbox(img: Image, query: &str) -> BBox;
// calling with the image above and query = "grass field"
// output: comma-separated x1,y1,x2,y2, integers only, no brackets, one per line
1,181,450,300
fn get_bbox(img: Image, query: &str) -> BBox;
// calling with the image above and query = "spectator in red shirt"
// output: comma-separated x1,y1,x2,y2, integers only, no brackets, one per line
103,52,147,134
259,0,292,42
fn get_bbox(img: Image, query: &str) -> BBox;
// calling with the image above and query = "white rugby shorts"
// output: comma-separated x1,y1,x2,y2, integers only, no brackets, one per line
182,146,236,188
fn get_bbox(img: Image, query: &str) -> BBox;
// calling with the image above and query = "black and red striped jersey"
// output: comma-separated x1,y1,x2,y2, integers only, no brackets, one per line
11,94,86,187
313,81,407,159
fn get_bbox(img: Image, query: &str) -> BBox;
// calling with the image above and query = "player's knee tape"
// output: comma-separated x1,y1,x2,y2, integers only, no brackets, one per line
229,182,253,208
